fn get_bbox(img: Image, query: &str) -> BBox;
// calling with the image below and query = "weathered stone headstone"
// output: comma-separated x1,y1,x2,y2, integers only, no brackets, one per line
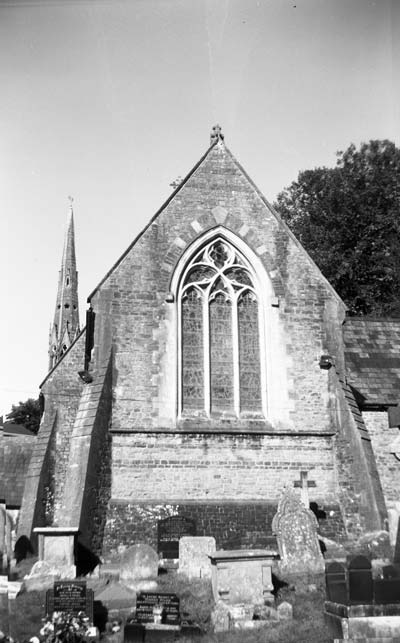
211,600,231,632
325,561,348,604
272,487,325,575
277,601,293,620
179,536,216,579
348,555,373,605
119,544,159,585
158,516,196,559
46,580,93,621
134,592,180,625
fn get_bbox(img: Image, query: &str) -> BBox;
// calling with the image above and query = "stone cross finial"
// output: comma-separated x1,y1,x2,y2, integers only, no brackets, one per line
294,471,316,507
210,124,224,145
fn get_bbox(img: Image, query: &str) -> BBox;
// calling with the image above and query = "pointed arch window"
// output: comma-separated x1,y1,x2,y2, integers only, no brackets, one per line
179,239,263,417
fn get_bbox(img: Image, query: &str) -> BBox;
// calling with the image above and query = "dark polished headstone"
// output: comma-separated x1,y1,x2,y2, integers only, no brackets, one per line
326,561,348,604
383,564,400,579
124,622,145,643
46,580,93,621
145,629,175,642
374,578,400,604
135,592,180,626
349,555,373,605
157,516,196,559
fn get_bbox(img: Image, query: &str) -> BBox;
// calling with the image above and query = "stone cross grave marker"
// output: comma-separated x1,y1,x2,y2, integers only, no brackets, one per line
157,515,196,559
293,471,316,508
46,580,93,621
349,555,373,605
325,561,348,604
272,486,325,575
179,536,216,579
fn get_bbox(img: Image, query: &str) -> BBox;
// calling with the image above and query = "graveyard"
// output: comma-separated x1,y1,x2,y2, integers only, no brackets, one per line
3,487,400,642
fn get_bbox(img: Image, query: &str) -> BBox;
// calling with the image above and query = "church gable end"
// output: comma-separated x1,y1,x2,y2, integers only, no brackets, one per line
19,128,394,558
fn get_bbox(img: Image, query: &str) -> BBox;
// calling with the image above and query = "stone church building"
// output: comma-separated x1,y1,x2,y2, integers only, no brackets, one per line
18,126,400,558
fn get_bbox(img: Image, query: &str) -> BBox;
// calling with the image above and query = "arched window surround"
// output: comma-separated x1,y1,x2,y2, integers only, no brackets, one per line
170,227,275,421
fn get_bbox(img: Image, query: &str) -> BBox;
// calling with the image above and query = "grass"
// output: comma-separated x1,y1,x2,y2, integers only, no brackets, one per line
6,573,332,642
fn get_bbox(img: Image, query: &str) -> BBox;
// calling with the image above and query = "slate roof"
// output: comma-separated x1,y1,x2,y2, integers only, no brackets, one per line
343,318,400,407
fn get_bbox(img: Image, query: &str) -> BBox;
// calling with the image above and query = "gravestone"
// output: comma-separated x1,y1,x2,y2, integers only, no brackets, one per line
272,487,325,575
374,578,400,604
158,516,196,559
277,601,293,620
46,580,93,621
179,536,216,579
348,555,373,605
119,544,159,585
325,561,348,604
134,592,180,625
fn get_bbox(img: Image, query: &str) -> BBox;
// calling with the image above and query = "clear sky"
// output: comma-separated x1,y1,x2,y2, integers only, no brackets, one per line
1,0,399,417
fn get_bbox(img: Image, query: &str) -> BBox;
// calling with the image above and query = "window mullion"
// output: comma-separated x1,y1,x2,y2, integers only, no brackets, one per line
232,293,240,417
203,290,210,415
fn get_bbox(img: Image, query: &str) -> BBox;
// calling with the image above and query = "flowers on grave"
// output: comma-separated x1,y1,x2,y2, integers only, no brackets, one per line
38,611,91,642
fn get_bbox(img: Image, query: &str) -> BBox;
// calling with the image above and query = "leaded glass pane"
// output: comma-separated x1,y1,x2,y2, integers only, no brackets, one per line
208,241,230,268
224,267,253,287
238,291,262,412
210,293,234,411
186,266,216,284
182,289,204,410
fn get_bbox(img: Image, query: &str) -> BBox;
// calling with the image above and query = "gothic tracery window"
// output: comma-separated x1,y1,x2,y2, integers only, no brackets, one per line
180,239,263,417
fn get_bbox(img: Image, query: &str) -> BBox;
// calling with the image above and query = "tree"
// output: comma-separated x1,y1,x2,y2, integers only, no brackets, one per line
274,140,400,316
6,397,41,434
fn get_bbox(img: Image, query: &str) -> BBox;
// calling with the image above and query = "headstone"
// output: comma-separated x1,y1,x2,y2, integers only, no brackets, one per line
124,622,145,643
277,601,293,620
119,544,159,585
46,580,94,621
211,600,231,632
134,592,180,626
272,487,325,575
325,561,348,604
179,536,216,579
158,516,196,559
374,578,400,604
348,555,373,605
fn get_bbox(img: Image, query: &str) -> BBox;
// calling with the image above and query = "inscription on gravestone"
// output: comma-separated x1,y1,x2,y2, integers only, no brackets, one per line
135,592,180,625
157,516,196,559
46,581,93,621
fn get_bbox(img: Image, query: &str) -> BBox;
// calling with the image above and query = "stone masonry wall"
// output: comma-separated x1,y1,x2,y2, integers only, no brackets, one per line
363,411,400,545
111,432,336,503
17,332,85,543
42,333,86,518
89,142,346,435
103,501,345,556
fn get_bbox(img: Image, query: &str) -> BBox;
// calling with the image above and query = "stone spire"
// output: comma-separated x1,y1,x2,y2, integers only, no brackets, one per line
48,198,80,370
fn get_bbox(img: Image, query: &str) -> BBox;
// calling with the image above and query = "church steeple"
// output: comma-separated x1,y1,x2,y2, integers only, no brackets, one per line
48,198,80,369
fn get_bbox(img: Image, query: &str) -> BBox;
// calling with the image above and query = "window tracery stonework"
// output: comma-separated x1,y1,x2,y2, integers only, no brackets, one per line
180,239,263,417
